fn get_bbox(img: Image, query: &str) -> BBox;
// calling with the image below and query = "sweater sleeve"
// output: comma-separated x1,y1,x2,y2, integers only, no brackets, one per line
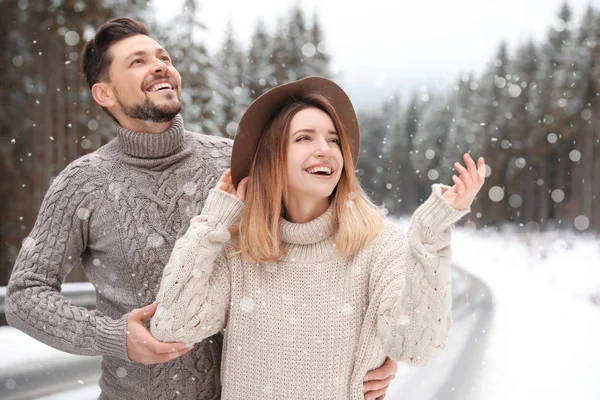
5,158,130,361
151,189,244,346
375,184,469,366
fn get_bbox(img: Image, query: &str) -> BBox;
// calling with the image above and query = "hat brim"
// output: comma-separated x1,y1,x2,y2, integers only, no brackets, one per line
231,76,360,188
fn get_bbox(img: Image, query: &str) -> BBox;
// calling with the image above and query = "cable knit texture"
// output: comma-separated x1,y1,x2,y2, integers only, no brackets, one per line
152,185,469,399
6,114,231,400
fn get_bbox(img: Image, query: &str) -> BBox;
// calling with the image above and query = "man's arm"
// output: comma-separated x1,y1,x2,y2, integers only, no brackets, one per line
6,160,129,360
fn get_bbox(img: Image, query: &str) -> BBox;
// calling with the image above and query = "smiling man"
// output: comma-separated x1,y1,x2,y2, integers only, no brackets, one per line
5,17,397,400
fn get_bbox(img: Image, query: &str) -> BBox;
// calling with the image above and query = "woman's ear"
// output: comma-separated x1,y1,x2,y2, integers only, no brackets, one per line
91,82,115,108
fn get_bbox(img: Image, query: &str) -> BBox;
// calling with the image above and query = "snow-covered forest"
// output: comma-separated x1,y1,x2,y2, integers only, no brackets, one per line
1,0,599,286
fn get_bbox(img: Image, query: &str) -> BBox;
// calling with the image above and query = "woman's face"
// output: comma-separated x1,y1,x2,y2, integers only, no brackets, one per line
286,107,344,204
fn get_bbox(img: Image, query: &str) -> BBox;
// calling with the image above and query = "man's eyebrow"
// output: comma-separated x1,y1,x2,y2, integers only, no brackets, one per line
125,50,147,61
124,48,168,62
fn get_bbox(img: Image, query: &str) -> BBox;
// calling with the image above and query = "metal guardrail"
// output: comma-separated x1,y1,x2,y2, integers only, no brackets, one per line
0,282,96,315
0,282,100,400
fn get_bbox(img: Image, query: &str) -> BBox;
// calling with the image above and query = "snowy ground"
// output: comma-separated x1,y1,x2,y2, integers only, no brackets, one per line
1,225,599,399
387,222,600,400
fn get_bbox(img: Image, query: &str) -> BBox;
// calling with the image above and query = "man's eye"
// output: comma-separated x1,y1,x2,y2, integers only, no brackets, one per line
131,59,142,65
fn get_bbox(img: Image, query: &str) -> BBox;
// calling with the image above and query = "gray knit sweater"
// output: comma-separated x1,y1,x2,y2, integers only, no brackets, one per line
6,115,230,400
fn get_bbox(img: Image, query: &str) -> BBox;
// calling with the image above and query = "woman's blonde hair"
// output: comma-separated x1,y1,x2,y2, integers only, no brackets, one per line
234,93,384,263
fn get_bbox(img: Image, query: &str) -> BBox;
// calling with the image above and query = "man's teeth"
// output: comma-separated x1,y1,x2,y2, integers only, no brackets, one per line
148,83,172,92
306,166,332,175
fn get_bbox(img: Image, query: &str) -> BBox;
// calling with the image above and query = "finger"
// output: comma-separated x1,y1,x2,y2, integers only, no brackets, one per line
237,177,249,202
145,333,192,354
363,375,394,392
477,157,486,183
454,162,472,187
364,357,396,381
384,357,398,374
463,153,478,181
217,169,232,185
157,346,194,363
130,301,158,320
452,175,465,195
364,385,389,400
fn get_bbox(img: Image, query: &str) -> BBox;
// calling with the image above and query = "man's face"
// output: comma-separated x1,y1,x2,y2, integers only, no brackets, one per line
104,34,183,123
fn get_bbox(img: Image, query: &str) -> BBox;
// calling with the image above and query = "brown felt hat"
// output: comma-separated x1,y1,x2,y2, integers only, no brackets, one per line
231,76,360,188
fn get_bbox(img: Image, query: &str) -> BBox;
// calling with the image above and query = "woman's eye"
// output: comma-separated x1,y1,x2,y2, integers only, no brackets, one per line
296,136,309,142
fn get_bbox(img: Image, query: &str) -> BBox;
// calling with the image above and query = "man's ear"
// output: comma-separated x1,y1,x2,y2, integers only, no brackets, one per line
91,82,115,108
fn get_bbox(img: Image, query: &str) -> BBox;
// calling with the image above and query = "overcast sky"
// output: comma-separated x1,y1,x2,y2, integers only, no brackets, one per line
154,0,596,110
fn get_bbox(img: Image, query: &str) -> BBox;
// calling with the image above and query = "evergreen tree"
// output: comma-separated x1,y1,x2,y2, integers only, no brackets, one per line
246,19,276,100
213,20,252,138
158,0,220,135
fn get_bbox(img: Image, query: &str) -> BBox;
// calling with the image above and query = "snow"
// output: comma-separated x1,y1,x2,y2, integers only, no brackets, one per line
387,221,600,399
1,225,599,399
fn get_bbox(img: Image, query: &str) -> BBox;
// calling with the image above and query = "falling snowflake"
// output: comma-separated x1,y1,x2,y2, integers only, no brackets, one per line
21,236,36,251
551,189,565,203
488,186,504,202
240,297,255,313
574,215,590,231
5,378,16,390
397,315,410,326
64,31,80,46
301,43,316,58
569,150,581,162
183,182,197,196
341,303,355,316
509,194,523,208
147,233,164,248
76,207,91,220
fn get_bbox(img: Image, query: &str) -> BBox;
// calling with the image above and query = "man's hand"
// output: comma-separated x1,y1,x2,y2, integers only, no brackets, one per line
363,357,398,400
126,302,193,364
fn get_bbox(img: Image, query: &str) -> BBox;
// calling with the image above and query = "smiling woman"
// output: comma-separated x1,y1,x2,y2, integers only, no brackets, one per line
151,76,485,399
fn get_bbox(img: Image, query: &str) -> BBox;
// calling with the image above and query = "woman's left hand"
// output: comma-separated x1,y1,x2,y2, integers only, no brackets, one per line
216,169,249,202
442,153,486,211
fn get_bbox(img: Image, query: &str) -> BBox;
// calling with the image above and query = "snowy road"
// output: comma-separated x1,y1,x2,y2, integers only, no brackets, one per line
388,260,600,400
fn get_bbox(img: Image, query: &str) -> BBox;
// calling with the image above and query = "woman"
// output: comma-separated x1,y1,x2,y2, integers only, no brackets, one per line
151,76,485,399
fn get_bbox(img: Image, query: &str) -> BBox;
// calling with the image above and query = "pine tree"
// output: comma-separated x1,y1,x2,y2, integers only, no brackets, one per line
246,19,276,100
158,0,220,135
505,40,539,225
213,20,252,138
470,42,511,225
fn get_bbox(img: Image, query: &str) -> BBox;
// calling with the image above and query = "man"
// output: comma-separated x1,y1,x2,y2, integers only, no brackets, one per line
6,17,396,400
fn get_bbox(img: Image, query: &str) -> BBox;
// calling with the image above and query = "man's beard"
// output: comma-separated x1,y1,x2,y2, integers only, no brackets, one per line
116,90,182,123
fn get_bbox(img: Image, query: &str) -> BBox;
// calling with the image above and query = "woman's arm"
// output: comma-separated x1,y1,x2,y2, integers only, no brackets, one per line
376,154,484,366
151,188,244,345
376,184,469,366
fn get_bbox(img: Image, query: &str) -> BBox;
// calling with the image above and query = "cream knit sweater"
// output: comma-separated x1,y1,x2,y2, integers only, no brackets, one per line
151,185,469,399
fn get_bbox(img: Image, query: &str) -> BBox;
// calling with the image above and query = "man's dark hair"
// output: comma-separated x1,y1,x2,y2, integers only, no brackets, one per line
80,17,149,89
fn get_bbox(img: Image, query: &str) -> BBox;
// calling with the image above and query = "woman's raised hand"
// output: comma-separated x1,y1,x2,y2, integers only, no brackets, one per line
442,153,486,211
216,169,249,202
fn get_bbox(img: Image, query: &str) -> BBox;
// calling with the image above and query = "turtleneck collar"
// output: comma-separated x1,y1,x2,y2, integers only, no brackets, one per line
279,205,337,245
113,114,185,159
